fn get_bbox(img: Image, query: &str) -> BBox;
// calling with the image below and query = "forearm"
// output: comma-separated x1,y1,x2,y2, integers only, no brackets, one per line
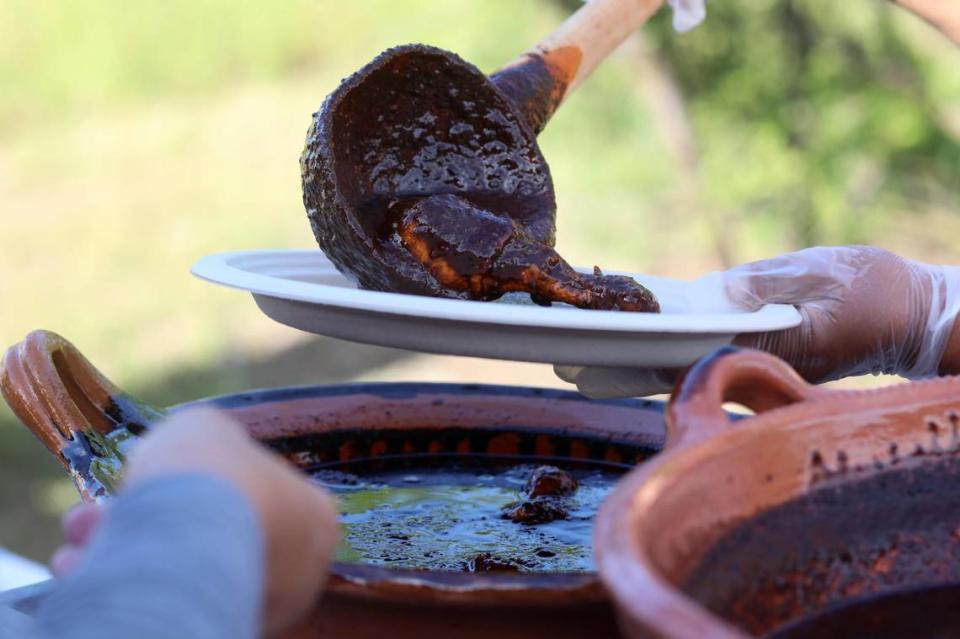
894,0,960,44
33,475,264,639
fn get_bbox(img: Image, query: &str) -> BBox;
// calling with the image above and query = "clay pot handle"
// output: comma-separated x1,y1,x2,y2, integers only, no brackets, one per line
491,0,663,133
665,346,825,448
1,330,161,473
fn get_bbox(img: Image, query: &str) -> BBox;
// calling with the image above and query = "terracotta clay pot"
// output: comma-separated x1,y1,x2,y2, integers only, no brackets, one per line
596,346,960,639
1,330,667,639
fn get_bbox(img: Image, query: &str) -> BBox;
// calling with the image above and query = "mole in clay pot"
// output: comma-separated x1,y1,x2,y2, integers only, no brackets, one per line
2,330,674,639
596,347,960,639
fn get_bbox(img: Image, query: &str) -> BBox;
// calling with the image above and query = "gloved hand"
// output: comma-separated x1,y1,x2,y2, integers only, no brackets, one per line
665,0,960,45
556,246,960,398
667,0,708,32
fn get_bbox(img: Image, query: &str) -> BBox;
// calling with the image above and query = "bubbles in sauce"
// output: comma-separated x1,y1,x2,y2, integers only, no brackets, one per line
313,461,623,573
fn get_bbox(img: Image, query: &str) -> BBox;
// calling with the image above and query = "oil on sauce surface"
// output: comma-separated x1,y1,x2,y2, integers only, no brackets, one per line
313,460,623,573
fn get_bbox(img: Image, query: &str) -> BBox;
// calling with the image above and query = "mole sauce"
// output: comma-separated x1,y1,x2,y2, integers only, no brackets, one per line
313,460,623,573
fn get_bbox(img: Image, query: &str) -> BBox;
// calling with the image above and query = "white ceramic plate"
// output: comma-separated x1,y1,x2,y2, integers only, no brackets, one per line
191,250,801,367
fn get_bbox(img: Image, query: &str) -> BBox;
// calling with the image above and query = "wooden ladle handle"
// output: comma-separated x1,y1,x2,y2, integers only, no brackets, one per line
665,346,826,449
1,331,162,490
491,0,663,133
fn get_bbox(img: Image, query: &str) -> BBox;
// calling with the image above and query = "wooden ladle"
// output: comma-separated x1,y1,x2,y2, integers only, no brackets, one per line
301,0,664,311
480,0,664,134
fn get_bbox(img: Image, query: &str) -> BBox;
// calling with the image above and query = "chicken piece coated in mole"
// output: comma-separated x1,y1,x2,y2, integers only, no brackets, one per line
501,465,581,525
397,194,659,312
502,497,569,525
524,465,579,498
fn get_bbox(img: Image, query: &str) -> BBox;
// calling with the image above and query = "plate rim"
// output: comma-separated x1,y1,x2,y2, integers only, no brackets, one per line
191,249,802,334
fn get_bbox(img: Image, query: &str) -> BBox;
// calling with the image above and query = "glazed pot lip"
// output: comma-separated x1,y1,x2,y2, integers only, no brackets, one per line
171,379,666,457
595,423,770,638
596,372,960,639
326,562,606,605
171,380,664,414
3,332,661,603
179,381,664,602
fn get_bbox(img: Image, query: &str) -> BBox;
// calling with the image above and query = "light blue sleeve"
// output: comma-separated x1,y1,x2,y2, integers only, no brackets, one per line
3,474,265,639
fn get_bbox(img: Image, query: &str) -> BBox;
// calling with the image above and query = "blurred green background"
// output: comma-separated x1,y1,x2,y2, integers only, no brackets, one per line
0,0,957,561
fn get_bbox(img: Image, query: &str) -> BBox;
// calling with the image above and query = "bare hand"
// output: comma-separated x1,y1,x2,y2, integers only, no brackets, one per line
51,408,339,637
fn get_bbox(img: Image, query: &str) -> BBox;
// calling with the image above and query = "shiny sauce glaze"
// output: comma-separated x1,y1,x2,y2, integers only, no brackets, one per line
313,459,624,573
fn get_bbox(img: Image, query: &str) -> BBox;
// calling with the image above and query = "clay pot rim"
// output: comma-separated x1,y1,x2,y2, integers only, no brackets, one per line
595,347,960,639
1,331,667,605
326,563,605,605
181,381,656,602
175,380,662,415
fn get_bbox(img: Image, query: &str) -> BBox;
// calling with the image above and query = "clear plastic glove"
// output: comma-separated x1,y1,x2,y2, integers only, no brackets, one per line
581,0,707,32
665,0,960,42
668,0,708,32
556,246,960,398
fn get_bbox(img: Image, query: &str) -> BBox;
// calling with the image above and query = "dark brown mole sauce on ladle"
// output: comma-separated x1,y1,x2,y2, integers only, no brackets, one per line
345,66,555,263
325,48,555,291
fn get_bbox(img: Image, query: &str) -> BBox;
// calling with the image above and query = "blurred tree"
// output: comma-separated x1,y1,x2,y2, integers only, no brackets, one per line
553,0,960,255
